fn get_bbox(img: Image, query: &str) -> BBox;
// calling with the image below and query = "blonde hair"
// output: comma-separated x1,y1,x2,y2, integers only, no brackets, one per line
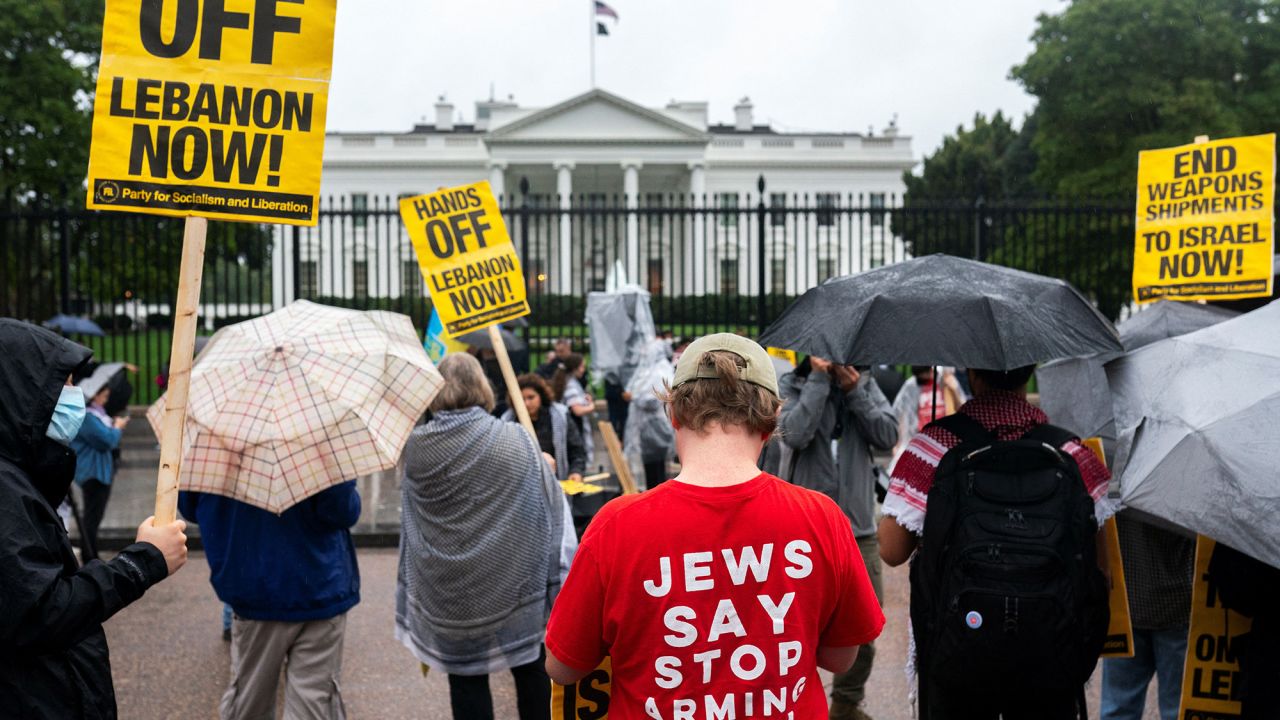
662,350,780,435
430,353,496,413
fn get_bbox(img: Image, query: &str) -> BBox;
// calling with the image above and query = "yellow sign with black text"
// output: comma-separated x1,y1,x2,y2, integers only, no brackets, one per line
1133,133,1275,303
86,0,336,225
401,181,530,337
1082,438,1135,659
550,658,611,719
766,347,798,367
1179,536,1251,720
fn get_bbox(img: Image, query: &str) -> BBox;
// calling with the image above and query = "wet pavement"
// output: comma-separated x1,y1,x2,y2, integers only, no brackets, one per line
98,409,1157,719
104,549,1157,719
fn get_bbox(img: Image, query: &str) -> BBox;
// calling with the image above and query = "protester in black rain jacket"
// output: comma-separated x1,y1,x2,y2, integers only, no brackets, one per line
0,319,186,719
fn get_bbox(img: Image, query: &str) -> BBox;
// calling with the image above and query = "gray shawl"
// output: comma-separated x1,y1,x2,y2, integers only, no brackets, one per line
502,402,571,481
395,407,564,674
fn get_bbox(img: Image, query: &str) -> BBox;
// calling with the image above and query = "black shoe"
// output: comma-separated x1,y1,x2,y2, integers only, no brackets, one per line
222,628,231,642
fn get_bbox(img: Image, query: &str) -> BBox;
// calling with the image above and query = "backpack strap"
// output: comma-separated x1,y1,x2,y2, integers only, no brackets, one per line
931,412,993,447
1021,422,1078,451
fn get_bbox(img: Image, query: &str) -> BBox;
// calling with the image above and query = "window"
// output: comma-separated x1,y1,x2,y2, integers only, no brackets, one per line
717,193,739,228
869,192,886,228
817,257,836,282
769,193,787,227
352,260,368,299
402,260,422,296
720,259,739,295
815,193,838,227
351,193,369,229
299,261,318,298
770,257,787,295
648,259,664,295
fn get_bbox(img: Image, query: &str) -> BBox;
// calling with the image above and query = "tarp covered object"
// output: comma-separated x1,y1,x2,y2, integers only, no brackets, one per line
1107,299,1280,569
585,284,656,387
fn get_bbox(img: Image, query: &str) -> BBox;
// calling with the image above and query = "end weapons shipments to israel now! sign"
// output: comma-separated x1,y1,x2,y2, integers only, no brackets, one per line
1133,133,1275,303
400,181,531,336
86,0,337,225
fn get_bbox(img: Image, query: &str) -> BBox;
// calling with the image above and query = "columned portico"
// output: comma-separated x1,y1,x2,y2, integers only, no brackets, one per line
688,161,707,294
555,161,575,294
487,161,507,202
622,161,642,281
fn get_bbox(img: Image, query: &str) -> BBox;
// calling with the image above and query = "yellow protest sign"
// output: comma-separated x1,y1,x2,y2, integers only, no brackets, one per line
1134,133,1275,303
551,657,611,720
401,181,530,337
1082,438,1135,659
1179,535,1251,719
86,0,336,225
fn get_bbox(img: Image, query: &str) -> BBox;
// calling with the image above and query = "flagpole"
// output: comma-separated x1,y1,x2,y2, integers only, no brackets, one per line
589,0,596,88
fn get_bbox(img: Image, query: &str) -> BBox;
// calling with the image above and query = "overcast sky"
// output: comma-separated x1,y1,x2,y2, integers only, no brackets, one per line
327,0,1064,169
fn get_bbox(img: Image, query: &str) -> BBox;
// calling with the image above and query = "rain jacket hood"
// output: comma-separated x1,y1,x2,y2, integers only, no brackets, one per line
0,319,92,470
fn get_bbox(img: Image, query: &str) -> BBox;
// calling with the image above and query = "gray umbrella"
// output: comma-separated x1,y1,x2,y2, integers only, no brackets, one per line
759,254,1121,370
1036,301,1238,463
1106,299,1280,568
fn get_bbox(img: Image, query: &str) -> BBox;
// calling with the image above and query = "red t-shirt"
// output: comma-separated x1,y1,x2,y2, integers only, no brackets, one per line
545,472,884,719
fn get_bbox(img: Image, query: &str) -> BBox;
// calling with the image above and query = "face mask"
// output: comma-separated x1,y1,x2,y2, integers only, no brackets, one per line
45,386,86,444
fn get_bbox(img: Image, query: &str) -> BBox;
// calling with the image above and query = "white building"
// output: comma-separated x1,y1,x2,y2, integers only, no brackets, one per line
273,88,914,304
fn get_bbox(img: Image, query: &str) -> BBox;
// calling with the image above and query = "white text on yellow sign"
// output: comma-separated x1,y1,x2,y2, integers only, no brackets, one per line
1133,133,1275,303
400,181,530,337
87,0,336,225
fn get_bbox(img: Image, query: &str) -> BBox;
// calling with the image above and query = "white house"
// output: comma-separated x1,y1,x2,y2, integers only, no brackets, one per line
272,88,914,304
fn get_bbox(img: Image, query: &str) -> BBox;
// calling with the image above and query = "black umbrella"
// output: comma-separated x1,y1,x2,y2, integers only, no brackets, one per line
759,254,1121,370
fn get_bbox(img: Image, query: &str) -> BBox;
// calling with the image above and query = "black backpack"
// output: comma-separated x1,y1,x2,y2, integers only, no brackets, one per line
910,413,1109,701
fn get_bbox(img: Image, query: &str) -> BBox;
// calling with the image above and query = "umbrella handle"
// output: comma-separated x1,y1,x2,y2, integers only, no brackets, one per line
154,217,207,526
489,325,537,441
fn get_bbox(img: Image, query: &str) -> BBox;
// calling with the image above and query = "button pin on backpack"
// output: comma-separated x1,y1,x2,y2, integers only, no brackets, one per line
965,611,983,630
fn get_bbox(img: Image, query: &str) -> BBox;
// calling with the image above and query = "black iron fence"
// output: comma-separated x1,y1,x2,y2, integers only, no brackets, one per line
3,186,1135,405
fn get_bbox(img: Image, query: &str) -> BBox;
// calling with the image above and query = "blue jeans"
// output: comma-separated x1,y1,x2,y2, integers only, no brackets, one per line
1101,627,1187,720
222,603,233,631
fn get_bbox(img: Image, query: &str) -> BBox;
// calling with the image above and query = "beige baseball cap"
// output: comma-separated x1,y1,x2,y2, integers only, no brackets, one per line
671,333,780,398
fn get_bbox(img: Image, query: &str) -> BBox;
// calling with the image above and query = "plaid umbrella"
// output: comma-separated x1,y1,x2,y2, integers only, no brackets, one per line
148,300,443,514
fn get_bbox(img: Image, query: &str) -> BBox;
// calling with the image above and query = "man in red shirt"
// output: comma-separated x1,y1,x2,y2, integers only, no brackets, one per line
878,365,1115,719
546,334,885,719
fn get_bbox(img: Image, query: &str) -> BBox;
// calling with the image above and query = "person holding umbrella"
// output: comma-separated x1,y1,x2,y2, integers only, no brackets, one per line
152,301,444,720
0,320,187,718
758,255,1126,719
775,354,897,720
879,365,1114,719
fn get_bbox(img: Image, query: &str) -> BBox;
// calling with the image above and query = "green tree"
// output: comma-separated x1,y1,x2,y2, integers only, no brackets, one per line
896,112,1039,258
0,1,103,205
1012,0,1280,195
903,111,1038,202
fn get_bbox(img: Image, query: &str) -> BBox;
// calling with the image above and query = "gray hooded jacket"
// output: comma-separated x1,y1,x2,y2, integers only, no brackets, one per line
776,369,898,537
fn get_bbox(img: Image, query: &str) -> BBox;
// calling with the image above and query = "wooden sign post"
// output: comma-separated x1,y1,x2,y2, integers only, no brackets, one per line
488,324,537,440
153,219,207,524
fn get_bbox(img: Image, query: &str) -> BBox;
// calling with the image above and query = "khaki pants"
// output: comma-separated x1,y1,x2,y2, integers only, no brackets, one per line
221,613,348,720
830,533,884,715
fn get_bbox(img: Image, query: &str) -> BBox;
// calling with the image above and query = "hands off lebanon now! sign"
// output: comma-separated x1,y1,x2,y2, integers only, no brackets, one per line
87,0,336,225
400,181,530,337
1133,134,1275,303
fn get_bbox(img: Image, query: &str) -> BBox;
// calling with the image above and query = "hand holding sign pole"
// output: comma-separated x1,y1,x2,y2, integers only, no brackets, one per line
86,1,337,524
400,181,536,439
